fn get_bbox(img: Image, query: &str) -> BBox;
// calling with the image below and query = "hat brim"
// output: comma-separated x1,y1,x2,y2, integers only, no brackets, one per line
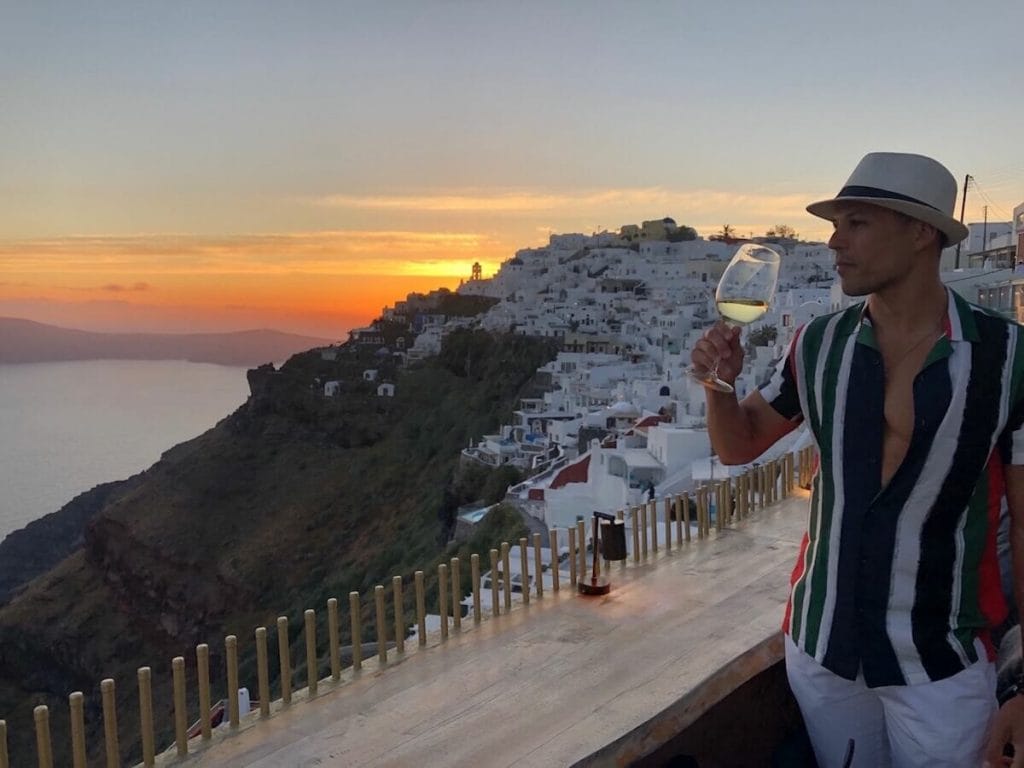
807,197,968,246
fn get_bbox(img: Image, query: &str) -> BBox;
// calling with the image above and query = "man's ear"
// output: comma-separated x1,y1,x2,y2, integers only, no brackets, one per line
912,220,942,253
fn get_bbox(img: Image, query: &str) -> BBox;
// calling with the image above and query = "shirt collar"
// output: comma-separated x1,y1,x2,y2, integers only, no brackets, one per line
946,288,979,342
856,287,976,344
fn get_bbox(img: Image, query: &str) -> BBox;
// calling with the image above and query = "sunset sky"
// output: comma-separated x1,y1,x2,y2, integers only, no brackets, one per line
2,1,1022,339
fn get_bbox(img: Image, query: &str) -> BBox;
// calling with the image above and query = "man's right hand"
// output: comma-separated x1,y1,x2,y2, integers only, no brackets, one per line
690,322,745,387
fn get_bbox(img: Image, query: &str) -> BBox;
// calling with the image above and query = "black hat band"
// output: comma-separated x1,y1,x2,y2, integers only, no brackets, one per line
835,185,942,213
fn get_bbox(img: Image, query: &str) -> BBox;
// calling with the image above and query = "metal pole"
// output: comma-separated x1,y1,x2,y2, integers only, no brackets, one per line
983,205,988,256
955,173,970,268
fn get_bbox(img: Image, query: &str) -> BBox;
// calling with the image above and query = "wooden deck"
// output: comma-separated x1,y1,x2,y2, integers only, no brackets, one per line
169,493,809,768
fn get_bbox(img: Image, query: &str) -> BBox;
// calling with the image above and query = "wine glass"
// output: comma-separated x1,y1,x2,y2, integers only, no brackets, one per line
688,243,781,393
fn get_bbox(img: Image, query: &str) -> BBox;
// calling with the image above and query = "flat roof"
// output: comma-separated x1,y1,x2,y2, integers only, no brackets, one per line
611,448,664,469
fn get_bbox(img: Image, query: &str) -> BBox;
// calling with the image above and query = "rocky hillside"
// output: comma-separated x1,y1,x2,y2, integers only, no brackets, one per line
0,477,143,605
0,328,556,766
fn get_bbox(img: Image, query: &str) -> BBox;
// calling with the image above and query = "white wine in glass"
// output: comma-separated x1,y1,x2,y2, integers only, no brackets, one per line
689,243,781,393
716,298,770,325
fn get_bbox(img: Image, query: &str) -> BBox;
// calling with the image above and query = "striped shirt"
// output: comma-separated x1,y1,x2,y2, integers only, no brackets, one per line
760,289,1024,686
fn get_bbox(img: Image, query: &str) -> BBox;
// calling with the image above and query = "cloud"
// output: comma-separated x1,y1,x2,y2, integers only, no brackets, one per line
306,185,836,241
315,191,578,213
310,186,823,220
101,282,151,292
0,230,505,276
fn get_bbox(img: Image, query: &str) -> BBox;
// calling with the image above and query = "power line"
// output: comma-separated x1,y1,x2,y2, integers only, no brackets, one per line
968,177,1012,220
943,266,1012,284
971,165,1024,184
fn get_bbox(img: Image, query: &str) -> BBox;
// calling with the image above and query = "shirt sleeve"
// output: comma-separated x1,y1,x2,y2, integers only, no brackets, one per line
758,328,804,422
1006,388,1024,465
1001,329,1024,464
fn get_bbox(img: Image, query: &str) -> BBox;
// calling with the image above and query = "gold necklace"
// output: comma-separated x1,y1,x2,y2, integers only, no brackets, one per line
882,324,944,380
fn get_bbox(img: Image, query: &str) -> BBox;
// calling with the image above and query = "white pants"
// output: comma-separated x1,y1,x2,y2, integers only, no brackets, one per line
785,634,997,768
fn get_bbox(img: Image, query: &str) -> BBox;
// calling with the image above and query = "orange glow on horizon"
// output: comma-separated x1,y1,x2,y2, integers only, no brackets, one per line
4,185,1011,338
0,273,464,338
0,230,505,336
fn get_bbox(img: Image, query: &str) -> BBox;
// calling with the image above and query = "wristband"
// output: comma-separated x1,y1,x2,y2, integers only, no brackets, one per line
999,671,1024,705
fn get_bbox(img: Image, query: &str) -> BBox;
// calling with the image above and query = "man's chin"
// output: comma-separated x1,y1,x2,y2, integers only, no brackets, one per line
840,280,870,298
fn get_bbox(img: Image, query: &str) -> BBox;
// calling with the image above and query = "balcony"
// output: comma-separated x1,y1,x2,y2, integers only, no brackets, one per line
12,454,814,768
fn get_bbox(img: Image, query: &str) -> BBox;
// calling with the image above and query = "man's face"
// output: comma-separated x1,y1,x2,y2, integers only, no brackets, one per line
827,202,921,297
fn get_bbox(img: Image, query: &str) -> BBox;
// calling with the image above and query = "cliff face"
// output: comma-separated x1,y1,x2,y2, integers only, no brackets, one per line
0,329,557,766
0,477,142,605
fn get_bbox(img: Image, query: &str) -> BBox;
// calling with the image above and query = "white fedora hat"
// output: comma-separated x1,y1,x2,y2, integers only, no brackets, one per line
807,152,968,246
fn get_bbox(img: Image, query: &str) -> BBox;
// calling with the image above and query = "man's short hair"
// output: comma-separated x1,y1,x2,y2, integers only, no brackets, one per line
893,210,947,251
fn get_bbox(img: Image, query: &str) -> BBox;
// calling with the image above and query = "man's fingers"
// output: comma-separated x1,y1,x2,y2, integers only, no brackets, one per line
705,329,737,359
693,338,722,366
690,324,743,380
983,713,1013,768
982,744,1004,768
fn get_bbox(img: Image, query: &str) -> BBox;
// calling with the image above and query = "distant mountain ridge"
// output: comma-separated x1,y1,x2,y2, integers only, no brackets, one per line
0,317,335,366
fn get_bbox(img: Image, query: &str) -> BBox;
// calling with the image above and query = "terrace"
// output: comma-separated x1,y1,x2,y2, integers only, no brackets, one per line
8,450,815,768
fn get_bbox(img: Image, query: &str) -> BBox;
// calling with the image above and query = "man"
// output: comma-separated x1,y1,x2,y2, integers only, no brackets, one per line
690,152,1024,767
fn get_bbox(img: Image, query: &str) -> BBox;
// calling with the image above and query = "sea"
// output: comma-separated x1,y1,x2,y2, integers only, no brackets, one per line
0,360,251,544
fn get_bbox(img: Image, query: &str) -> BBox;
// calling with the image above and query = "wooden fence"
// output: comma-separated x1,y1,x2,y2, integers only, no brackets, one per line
0,447,816,768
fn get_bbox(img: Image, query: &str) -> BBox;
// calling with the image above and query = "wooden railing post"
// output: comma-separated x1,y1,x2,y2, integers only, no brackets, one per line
568,526,579,581
172,657,188,757
518,539,530,605
695,487,705,539
576,520,587,576
533,533,544,598
393,576,406,653
450,557,462,629
415,571,427,644
726,477,735,524
664,497,672,550
225,635,240,727
137,667,155,766
471,554,482,621
549,530,560,592
501,542,512,611
715,482,724,532
438,564,449,641
196,643,213,737
629,509,639,562
69,691,87,768
638,505,648,558
253,630,270,717
305,609,318,695
649,499,658,553
277,617,293,702
327,598,341,681
100,678,119,768
349,593,362,671
33,705,53,768
489,550,500,616
374,585,388,663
